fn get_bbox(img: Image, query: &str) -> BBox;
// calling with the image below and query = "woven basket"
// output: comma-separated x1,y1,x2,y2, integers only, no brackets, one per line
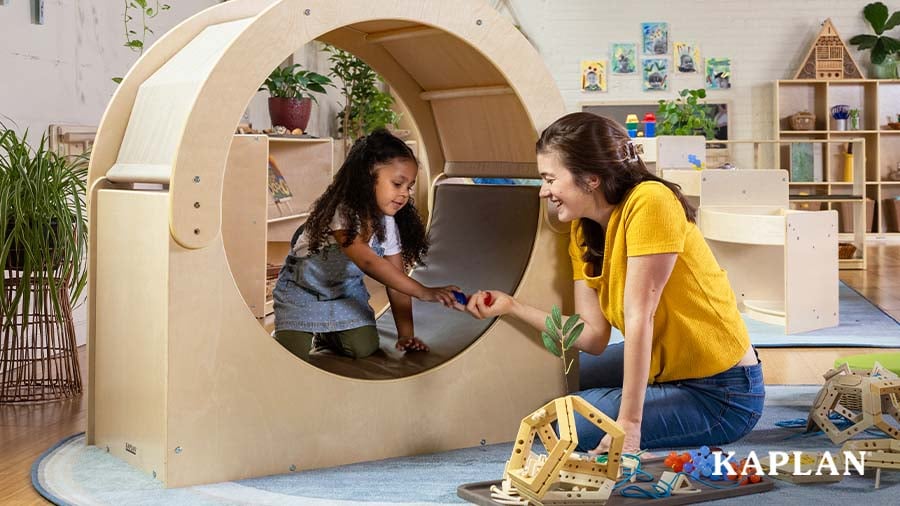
838,242,857,259
790,111,816,130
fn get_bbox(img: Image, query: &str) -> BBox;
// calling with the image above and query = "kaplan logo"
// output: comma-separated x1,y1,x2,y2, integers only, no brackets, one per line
713,450,866,476
125,442,138,455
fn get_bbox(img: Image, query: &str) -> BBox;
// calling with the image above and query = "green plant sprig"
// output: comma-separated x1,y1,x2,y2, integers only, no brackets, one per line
542,305,584,392
656,88,717,139
113,0,171,83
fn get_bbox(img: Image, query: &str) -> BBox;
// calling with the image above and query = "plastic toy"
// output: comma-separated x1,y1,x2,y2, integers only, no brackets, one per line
452,290,468,305
625,114,639,138
643,112,656,137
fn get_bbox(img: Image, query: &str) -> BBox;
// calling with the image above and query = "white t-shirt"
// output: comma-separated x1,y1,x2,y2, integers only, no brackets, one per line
291,211,401,258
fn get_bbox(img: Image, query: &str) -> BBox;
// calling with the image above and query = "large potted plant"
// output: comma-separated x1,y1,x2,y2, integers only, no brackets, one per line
0,124,88,402
259,63,333,132
849,2,900,79
656,88,717,139
326,46,401,153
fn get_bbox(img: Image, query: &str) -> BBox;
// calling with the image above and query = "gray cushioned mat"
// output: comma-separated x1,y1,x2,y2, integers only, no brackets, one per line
306,183,540,379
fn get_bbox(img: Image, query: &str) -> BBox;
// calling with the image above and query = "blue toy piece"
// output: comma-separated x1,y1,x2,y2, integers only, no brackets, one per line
452,291,468,305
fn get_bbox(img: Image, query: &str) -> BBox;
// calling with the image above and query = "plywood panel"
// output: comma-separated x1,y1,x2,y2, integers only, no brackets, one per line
432,94,536,163
222,135,268,318
381,33,507,90
93,190,169,482
784,210,840,333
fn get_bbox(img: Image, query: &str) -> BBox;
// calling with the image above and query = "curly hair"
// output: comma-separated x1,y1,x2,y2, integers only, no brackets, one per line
303,129,429,268
536,112,696,268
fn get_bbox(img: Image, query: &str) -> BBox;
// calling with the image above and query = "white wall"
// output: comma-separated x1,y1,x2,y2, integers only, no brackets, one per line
507,0,889,141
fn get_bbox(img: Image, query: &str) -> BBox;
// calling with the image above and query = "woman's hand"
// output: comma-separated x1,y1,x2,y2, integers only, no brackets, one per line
589,419,642,455
396,336,429,352
417,285,462,309
466,290,511,319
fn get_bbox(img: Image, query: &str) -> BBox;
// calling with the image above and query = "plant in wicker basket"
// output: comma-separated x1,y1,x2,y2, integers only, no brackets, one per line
0,124,88,403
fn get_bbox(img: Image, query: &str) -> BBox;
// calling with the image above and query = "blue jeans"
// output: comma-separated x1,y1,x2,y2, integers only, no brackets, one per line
573,342,765,451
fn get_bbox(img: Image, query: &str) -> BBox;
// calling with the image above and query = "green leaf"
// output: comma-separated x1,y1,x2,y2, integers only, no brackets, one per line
562,314,580,335
125,40,143,48
542,331,561,357
545,315,556,333
551,305,562,329
850,34,878,49
134,0,147,8
886,11,900,30
864,2,889,34
112,77,123,83
564,322,584,349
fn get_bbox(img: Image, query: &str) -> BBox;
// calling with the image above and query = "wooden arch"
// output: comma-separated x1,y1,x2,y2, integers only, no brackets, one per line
87,0,570,488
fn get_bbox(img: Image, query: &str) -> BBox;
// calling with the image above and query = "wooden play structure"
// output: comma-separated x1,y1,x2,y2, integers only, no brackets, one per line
86,0,569,488
807,362,900,444
663,168,839,334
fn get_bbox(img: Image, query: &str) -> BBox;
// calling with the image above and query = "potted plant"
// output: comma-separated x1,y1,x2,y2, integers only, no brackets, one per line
258,63,333,132
849,2,900,78
326,46,401,153
656,88,717,139
1,124,88,402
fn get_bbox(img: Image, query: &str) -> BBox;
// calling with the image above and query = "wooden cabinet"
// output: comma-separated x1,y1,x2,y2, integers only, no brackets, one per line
223,136,334,318
775,79,900,240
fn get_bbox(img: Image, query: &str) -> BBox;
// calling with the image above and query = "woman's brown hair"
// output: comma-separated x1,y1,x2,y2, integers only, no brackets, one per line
536,112,696,267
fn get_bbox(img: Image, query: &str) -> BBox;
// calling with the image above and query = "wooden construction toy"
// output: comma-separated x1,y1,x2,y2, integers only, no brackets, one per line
497,395,624,505
841,438,900,489
793,18,863,80
807,362,900,444
86,0,569,488
760,451,845,484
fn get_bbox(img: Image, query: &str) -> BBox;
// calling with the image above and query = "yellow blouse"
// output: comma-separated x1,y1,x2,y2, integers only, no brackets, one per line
569,181,749,384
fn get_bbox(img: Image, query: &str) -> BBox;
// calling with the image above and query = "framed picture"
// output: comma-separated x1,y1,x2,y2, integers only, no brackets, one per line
674,42,700,73
641,22,668,55
611,43,637,74
706,57,732,89
642,58,669,91
580,60,607,92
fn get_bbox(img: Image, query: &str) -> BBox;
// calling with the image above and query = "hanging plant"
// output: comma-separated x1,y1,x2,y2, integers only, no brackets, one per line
113,0,171,83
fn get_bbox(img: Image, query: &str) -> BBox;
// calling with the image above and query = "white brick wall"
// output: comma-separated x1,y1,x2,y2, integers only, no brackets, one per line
508,0,893,142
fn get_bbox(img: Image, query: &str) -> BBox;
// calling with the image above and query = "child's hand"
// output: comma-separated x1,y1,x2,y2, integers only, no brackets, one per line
396,336,429,352
417,285,463,309
466,290,510,319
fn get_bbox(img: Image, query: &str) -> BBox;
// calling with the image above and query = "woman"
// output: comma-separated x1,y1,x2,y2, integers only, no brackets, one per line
467,113,764,454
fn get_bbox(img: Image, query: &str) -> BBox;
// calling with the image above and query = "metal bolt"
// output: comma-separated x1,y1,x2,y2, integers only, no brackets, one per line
194,202,200,209
194,228,200,234
106,446,110,452
175,446,183,454
304,9,311,15
152,470,157,478
289,464,297,471
480,439,487,446
476,19,482,26
193,176,201,183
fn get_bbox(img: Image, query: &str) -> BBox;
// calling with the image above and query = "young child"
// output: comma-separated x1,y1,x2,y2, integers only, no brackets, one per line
273,129,461,361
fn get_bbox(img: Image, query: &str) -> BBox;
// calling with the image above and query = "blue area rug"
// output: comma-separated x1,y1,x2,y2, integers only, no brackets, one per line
32,387,900,505
607,282,900,348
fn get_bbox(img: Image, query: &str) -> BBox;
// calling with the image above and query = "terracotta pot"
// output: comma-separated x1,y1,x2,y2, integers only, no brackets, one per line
268,97,312,132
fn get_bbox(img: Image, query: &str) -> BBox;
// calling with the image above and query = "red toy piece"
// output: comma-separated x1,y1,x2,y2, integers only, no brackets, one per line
484,292,494,307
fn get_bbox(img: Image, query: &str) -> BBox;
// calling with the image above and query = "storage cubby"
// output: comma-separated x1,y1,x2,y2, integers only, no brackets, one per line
776,79,900,239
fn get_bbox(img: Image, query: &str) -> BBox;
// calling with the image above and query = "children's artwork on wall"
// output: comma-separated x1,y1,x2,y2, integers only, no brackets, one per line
580,60,607,92
642,58,668,91
610,43,637,74
706,57,732,89
674,42,700,73
641,22,668,55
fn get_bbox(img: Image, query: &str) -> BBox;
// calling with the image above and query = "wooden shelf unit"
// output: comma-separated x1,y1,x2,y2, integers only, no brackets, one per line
775,79,900,239
223,135,334,318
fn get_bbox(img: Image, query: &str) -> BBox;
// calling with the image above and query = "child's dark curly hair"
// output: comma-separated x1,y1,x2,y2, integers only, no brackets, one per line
303,129,429,268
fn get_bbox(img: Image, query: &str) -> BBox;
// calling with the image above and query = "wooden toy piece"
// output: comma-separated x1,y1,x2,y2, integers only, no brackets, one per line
807,362,900,444
793,18,863,80
841,438,900,489
760,451,845,485
658,471,701,495
503,395,624,505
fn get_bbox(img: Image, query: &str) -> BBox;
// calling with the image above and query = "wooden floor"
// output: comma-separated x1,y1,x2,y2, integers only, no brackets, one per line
1,241,898,504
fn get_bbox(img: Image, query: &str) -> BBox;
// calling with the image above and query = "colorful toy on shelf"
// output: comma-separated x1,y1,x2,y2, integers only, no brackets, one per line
643,112,657,137
625,114,640,138
806,362,900,444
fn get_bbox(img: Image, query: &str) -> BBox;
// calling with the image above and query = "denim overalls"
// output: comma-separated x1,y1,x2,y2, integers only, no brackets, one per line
273,238,385,334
